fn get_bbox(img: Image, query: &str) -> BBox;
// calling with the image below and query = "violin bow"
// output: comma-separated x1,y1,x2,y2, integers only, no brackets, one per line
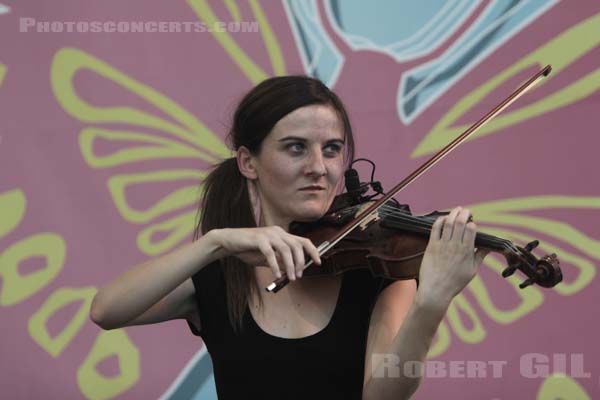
267,65,552,293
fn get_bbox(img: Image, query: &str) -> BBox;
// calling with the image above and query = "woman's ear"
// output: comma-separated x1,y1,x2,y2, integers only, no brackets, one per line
236,146,258,180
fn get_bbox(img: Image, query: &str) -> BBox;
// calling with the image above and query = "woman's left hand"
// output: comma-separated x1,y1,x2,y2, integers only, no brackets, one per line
416,206,489,309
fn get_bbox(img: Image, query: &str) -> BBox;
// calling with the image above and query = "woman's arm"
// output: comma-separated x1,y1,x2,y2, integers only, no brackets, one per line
363,285,450,400
363,280,417,389
90,230,224,330
363,207,488,400
90,226,322,330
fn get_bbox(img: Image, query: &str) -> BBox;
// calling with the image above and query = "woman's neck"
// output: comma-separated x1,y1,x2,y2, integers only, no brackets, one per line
258,209,291,232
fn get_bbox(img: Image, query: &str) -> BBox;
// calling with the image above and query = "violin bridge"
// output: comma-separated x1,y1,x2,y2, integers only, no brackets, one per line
359,212,379,231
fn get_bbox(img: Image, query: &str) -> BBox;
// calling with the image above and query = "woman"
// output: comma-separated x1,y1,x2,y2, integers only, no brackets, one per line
90,76,487,399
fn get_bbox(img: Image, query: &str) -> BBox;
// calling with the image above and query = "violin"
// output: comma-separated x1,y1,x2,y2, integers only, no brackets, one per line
266,65,563,294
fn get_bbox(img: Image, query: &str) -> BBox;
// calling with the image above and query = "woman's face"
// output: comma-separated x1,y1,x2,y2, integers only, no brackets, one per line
245,104,346,228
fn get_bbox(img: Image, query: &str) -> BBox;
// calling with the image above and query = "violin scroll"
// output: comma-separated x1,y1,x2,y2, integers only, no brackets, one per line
502,240,562,289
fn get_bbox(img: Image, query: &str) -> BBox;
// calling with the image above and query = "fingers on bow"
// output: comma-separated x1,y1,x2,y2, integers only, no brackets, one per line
262,228,321,280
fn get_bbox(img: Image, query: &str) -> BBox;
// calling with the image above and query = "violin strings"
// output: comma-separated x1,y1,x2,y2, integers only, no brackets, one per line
334,202,512,251
377,205,511,250
377,204,511,247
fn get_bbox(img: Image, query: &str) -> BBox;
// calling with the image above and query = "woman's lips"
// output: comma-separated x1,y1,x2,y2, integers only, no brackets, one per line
299,186,325,191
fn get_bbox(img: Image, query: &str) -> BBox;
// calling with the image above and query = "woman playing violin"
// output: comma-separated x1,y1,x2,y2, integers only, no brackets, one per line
90,76,488,400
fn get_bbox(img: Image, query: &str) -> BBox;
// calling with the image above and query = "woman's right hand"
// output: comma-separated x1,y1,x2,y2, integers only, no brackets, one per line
207,227,322,281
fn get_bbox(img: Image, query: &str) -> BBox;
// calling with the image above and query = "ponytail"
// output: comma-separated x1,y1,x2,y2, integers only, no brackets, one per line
193,157,262,333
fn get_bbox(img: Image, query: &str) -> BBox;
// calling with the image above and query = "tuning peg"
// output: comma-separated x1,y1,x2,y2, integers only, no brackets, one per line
519,278,536,289
524,240,539,252
502,264,518,278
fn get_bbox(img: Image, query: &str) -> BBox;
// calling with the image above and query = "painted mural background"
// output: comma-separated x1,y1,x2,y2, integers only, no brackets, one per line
1,1,598,398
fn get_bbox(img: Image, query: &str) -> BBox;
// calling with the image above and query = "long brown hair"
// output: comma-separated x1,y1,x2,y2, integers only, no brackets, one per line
193,76,355,333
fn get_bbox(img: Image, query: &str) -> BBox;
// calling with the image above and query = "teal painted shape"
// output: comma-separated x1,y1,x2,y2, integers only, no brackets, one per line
398,0,558,123
328,0,478,60
166,351,218,400
283,0,344,86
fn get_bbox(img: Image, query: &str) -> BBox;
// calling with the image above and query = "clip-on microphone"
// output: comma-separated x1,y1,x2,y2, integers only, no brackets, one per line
327,158,385,213
344,168,370,205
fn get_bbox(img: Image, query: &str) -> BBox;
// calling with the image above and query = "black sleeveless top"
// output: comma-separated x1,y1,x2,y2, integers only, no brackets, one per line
187,262,394,399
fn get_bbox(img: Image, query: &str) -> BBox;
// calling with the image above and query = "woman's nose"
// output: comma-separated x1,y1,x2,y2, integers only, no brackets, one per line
305,149,327,176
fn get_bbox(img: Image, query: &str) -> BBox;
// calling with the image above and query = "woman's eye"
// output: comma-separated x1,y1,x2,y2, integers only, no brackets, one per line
287,143,305,154
323,144,342,156
285,142,342,156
